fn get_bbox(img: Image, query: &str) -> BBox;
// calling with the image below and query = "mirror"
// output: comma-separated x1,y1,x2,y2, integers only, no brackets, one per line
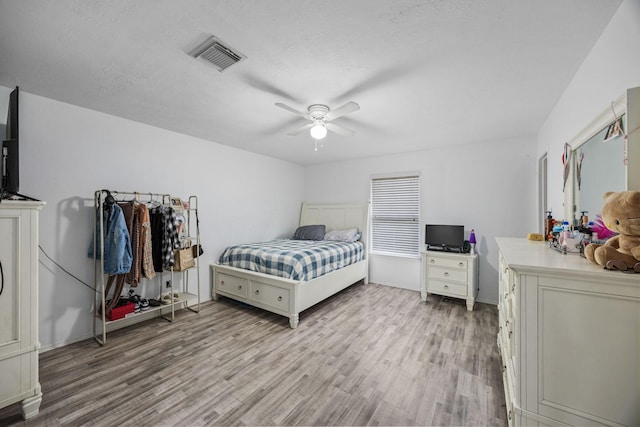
564,87,640,224
573,114,626,224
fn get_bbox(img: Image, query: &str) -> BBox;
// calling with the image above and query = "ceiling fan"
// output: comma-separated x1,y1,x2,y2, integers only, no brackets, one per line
275,101,360,140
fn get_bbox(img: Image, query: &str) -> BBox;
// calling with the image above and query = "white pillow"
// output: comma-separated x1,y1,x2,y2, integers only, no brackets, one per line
324,228,359,242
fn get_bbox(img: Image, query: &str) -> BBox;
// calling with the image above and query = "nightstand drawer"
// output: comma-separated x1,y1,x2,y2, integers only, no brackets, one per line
427,267,467,283
427,279,467,297
426,256,467,270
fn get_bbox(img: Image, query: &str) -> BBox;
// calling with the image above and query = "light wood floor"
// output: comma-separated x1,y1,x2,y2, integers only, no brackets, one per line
0,282,507,427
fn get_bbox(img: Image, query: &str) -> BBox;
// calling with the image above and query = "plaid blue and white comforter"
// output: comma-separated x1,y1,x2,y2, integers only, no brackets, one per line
217,239,365,282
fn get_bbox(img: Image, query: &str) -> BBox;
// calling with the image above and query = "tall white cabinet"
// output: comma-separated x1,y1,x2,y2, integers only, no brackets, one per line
496,237,639,427
0,200,45,419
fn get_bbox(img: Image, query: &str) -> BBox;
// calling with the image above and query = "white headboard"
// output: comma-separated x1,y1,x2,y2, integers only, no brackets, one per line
299,202,369,246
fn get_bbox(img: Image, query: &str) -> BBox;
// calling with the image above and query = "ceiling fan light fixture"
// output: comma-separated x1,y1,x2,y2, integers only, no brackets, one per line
310,121,327,140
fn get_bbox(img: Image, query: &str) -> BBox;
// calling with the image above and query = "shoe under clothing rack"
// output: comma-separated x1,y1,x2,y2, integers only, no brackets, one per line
92,189,201,346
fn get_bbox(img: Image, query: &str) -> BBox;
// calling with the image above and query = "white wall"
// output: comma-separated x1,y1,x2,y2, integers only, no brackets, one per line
14,89,304,350
539,0,640,216
304,137,538,304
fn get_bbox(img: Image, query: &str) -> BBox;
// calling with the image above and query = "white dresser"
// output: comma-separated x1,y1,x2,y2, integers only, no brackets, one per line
421,250,478,310
0,200,45,419
496,237,639,427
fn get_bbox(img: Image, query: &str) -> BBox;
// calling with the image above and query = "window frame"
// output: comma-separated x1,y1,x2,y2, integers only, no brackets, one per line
369,172,421,258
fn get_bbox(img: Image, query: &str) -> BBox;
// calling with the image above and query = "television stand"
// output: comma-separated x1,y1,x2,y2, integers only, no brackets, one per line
420,250,478,310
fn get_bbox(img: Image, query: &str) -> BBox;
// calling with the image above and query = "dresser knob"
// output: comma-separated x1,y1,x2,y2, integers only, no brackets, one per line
508,410,512,420
444,284,449,289
277,296,283,301
444,272,449,277
238,285,242,290
255,289,260,295
220,280,224,286
430,259,435,264
458,262,464,267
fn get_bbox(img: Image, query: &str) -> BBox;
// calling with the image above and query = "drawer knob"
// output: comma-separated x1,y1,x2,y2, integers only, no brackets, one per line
444,272,449,277
277,296,283,301
238,285,242,290
458,262,464,267
508,410,512,420
220,280,224,286
444,284,449,289
255,289,260,295
503,365,506,373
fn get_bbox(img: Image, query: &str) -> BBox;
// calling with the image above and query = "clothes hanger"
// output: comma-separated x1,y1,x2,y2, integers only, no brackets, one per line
146,193,161,208
103,190,116,210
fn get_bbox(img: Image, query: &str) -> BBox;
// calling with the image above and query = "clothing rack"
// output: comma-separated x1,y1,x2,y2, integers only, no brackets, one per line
92,189,200,346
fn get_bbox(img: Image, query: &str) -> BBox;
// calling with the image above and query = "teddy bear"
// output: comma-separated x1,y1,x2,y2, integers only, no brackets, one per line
584,191,640,272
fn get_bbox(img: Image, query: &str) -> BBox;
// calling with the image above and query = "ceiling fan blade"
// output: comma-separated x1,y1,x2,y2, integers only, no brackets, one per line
286,123,313,136
326,122,354,136
325,101,360,121
275,102,308,118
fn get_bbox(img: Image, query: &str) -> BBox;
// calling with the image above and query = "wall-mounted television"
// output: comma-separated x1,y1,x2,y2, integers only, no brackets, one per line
425,224,464,252
1,86,19,198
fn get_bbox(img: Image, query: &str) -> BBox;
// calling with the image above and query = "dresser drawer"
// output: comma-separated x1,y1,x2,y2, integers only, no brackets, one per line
216,273,249,298
427,279,467,297
427,267,467,284
250,281,290,312
426,256,467,270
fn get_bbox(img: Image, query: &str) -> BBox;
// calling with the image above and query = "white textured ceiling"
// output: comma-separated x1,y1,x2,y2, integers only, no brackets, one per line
0,0,622,166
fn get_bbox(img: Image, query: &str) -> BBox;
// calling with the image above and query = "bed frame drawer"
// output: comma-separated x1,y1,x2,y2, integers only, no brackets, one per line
217,273,249,298
250,281,290,312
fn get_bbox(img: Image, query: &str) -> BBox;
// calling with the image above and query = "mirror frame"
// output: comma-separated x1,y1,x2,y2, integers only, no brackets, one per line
564,87,640,223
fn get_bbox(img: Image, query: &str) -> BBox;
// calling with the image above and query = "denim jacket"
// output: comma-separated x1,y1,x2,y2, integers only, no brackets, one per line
88,204,133,275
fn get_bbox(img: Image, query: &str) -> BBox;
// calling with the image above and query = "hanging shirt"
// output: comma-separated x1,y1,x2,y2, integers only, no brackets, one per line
140,204,155,279
124,202,142,286
150,205,180,271
88,204,133,275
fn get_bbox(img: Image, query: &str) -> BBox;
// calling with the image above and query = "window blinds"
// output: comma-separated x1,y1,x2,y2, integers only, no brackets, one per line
370,175,420,256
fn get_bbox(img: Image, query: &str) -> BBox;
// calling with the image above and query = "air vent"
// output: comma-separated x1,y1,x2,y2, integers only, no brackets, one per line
189,36,246,72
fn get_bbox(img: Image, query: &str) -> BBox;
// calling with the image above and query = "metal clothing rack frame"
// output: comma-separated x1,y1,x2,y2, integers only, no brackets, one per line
92,189,200,346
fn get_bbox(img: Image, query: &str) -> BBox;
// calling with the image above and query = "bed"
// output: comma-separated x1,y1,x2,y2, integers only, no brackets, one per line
211,202,369,328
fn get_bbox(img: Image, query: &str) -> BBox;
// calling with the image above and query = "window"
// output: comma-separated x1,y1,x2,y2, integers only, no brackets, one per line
370,173,420,257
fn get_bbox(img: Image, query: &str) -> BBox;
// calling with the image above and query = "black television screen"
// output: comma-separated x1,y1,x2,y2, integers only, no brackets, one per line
425,224,464,251
1,87,19,197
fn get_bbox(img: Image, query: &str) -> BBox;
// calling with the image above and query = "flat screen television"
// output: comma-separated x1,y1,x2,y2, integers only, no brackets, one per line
425,224,464,252
1,86,19,198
